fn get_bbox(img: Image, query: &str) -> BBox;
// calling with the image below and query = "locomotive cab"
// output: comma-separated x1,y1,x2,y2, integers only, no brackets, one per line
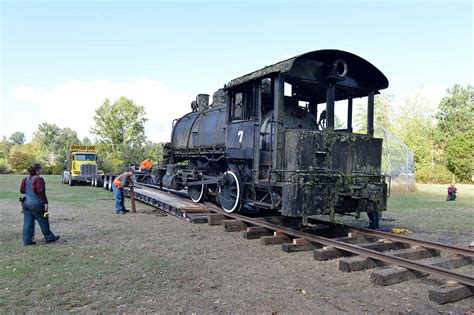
163,50,389,226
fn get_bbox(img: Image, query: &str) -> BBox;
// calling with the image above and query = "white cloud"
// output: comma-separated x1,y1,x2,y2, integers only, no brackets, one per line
10,78,194,143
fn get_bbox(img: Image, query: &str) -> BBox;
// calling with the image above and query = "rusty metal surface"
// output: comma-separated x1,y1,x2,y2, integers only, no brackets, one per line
305,218,474,257
350,226,474,257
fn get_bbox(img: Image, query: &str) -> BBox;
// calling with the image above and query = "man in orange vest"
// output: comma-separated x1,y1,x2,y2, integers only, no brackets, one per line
140,158,153,173
112,170,134,214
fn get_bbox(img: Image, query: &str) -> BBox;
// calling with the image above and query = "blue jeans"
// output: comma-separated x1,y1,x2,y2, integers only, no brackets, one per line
367,211,380,229
22,203,56,245
113,185,125,212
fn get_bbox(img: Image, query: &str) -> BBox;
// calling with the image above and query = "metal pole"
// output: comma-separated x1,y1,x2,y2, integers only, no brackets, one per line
326,83,335,130
367,91,374,136
347,96,353,132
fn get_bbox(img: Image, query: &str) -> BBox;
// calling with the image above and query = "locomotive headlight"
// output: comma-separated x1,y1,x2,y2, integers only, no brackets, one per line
334,59,348,78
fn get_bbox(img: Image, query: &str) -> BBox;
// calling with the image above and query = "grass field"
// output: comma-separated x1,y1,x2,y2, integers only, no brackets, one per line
381,183,473,246
0,175,473,312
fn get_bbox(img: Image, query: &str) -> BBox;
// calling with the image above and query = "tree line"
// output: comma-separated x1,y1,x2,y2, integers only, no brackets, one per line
0,97,163,175
355,84,472,183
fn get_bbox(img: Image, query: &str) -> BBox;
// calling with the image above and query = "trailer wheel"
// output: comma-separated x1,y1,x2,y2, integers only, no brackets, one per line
69,179,76,186
103,176,108,189
108,176,114,191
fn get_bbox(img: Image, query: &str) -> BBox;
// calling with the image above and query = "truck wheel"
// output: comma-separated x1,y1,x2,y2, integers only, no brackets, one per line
69,179,76,186
108,176,114,191
96,178,102,187
103,176,108,189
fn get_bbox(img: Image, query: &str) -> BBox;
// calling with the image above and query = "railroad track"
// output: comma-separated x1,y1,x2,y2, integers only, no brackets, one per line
127,183,474,305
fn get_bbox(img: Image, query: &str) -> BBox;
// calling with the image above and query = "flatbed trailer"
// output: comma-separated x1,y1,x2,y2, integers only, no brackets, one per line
123,184,211,223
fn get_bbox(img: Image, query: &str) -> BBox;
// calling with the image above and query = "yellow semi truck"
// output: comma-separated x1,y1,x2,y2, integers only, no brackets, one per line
61,144,104,186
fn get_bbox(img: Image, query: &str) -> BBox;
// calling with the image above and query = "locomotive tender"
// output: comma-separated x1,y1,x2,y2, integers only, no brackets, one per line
160,49,389,226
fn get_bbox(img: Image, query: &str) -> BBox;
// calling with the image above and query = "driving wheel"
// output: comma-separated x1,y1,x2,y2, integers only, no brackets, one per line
218,170,241,213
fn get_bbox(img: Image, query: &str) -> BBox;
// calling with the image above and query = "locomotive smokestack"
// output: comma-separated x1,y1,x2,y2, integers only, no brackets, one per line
196,94,210,112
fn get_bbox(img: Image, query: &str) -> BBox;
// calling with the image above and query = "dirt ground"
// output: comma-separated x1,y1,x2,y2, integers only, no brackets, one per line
1,176,473,313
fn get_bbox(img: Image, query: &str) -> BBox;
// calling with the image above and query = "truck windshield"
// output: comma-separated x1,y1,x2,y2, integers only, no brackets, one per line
75,154,96,161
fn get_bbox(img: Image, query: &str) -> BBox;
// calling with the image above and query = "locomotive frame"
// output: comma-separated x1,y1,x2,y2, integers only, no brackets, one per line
159,49,389,227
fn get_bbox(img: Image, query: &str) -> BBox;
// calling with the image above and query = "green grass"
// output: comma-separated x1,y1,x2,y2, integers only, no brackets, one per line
386,184,474,233
0,175,170,312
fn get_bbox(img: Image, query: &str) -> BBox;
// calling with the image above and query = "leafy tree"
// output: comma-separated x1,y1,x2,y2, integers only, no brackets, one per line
9,131,26,145
32,122,61,150
0,137,13,163
31,122,80,171
57,128,80,155
8,146,36,173
435,84,473,181
143,141,164,166
445,128,473,181
82,136,92,144
436,85,473,134
33,123,80,155
91,97,148,164
394,92,436,171
355,93,394,133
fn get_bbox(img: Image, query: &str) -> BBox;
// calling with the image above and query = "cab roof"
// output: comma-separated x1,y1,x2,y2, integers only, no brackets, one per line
225,49,389,92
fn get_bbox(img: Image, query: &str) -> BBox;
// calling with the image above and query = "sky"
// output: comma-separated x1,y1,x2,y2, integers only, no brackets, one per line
1,0,472,143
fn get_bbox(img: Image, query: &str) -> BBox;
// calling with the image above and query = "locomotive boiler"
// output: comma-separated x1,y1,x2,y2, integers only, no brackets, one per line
159,49,389,227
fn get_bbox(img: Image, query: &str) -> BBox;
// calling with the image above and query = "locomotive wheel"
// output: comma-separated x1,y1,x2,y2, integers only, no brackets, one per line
218,170,241,213
188,183,207,203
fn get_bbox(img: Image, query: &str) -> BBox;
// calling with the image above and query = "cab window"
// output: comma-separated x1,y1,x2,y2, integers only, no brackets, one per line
75,154,96,161
230,89,254,121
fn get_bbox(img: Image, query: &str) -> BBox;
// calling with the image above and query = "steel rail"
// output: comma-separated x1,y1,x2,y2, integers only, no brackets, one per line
129,184,474,286
350,226,474,257
307,218,474,258
209,208,474,287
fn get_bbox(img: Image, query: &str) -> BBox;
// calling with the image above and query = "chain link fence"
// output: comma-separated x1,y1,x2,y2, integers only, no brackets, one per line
375,124,416,193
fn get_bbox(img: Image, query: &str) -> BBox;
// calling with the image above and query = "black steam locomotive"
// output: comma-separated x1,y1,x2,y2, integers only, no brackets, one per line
159,50,389,226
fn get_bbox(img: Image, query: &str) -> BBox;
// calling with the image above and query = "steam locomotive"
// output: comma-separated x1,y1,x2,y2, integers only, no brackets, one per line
158,50,389,226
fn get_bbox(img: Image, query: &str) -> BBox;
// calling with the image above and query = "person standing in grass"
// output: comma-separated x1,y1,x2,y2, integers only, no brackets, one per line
446,184,457,201
112,170,134,214
20,163,60,246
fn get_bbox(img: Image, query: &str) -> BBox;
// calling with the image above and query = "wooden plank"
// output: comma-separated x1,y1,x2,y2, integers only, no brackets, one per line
208,214,227,226
293,238,309,245
130,186,137,213
260,235,290,245
180,207,210,213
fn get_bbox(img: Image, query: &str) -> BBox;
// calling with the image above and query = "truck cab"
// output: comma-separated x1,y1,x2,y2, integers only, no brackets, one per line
61,144,104,186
